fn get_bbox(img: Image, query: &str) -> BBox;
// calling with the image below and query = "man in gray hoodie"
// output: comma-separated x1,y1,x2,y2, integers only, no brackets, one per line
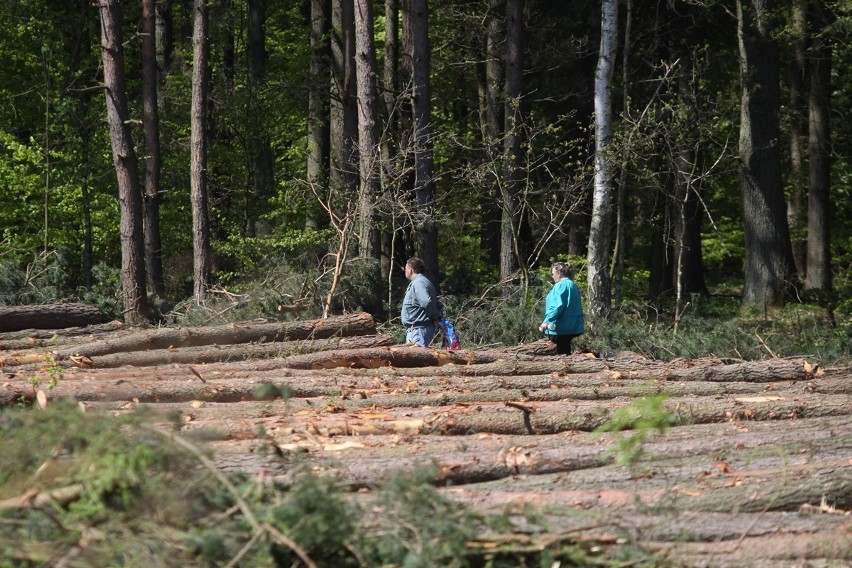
401,258,442,347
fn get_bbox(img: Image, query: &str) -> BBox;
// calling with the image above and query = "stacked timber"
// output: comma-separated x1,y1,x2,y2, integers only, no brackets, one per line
1,312,850,566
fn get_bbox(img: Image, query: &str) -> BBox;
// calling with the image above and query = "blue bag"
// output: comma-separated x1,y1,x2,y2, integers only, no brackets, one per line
438,317,461,351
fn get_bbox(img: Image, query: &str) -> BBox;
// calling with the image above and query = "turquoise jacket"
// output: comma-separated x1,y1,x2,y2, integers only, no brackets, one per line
543,277,584,336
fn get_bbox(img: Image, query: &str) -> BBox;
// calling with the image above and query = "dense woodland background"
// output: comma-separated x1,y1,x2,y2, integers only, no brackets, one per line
0,0,849,359
1,3,851,564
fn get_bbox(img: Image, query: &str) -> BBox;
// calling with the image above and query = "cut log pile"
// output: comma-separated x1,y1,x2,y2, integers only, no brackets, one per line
1,312,850,566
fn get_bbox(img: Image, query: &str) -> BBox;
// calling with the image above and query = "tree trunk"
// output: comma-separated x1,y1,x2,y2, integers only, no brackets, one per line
307,0,331,229
62,334,397,369
737,0,797,309
138,392,851,440
379,0,399,281
499,0,523,293
246,0,274,238
0,321,124,350
2,312,376,364
155,0,174,102
354,0,382,261
410,0,439,288
479,0,504,267
646,187,669,314
78,104,94,291
669,18,707,300
142,0,166,298
805,0,832,291
382,0,398,124
0,304,105,333
330,0,359,198
587,0,618,318
787,0,809,277
191,0,211,300
281,346,499,370
98,0,149,325
202,416,851,488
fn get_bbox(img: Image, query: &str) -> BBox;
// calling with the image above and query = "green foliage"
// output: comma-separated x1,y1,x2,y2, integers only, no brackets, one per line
266,472,359,566
595,393,679,468
576,299,850,366
0,251,71,306
358,465,480,568
25,353,63,394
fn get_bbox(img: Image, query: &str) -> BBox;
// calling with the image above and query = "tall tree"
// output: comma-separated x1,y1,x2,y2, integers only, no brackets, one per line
307,0,331,229
805,0,832,290
587,0,618,318
383,0,399,123
737,0,797,308
190,0,211,300
669,5,707,303
410,0,438,287
354,0,382,260
330,0,358,198
98,0,148,323
380,0,399,279
787,0,809,275
141,0,166,298
245,0,273,237
480,0,504,267
499,0,523,292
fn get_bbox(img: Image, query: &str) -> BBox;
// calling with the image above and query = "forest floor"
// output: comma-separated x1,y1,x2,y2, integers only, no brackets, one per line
1,312,850,567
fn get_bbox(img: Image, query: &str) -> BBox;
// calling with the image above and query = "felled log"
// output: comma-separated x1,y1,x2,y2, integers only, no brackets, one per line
58,334,397,369
0,312,376,366
200,416,852,488
0,320,125,349
280,346,493,369
0,304,105,333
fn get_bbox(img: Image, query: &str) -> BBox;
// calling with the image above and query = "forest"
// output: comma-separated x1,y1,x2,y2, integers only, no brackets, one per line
0,0,848,355
1,2,851,566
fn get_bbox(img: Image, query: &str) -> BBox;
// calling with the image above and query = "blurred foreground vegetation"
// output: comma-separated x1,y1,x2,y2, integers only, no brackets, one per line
0,403,668,567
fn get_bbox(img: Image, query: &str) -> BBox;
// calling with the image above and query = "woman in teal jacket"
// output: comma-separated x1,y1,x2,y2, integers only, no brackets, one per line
538,262,584,354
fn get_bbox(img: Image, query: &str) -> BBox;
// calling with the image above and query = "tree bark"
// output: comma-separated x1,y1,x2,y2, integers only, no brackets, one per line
130,392,851,441
354,0,382,261
141,0,166,298
587,0,618,318
280,346,498,370
1,312,376,365
245,0,274,237
480,0,504,267
787,0,809,277
737,0,797,309
205,415,852,488
98,0,149,324
499,0,523,292
0,304,105,333
405,0,439,288
191,0,211,299
0,321,124,349
805,0,832,291
69,334,397,369
307,0,331,229
330,0,359,197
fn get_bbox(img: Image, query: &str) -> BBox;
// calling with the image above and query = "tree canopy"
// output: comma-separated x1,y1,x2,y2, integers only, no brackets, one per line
0,0,849,326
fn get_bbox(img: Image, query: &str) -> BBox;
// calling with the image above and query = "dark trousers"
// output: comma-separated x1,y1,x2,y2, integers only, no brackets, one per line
547,334,579,355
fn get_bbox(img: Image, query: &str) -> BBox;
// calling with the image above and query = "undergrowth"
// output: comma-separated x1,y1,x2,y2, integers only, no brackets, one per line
0,403,665,567
2,252,847,365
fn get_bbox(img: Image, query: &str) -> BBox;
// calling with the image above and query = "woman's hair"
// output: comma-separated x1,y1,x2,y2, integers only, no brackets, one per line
551,261,573,278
